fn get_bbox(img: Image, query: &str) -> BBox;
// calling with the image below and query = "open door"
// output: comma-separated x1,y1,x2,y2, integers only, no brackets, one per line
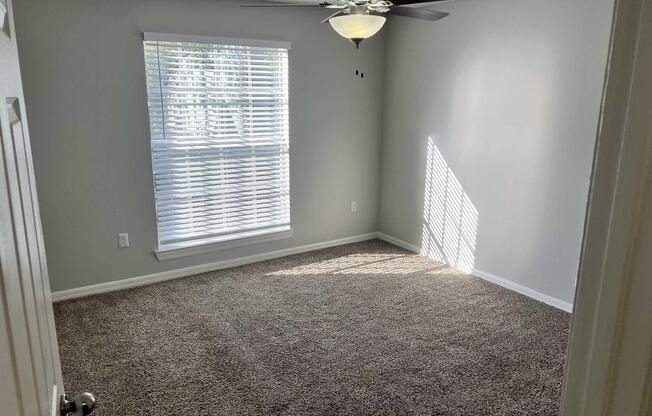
0,0,94,415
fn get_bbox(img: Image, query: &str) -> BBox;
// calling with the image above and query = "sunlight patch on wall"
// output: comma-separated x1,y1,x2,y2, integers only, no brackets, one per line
421,137,479,273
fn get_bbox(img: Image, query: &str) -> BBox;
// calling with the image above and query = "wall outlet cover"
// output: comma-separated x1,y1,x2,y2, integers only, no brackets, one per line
118,233,129,248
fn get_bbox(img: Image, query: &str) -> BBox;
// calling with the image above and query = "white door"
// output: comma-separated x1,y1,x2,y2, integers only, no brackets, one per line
0,0,74,414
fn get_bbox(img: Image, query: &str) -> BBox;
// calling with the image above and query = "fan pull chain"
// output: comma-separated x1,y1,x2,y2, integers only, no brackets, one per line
354,45,364,79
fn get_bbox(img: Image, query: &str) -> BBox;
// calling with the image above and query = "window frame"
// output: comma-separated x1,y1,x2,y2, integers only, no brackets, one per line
142,32,292,260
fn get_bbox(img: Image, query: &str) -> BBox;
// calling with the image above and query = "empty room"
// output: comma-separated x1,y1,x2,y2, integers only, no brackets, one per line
2,0,652,415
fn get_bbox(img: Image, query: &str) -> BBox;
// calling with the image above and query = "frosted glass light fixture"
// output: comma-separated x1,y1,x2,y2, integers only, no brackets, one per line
328,14,386,48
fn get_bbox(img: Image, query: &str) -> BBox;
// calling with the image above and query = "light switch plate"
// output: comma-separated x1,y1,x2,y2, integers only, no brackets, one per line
118,233,129,248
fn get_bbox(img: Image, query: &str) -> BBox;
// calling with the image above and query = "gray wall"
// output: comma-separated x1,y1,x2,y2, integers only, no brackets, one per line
379,0,614,304
15,0,614,303
14,0,385,292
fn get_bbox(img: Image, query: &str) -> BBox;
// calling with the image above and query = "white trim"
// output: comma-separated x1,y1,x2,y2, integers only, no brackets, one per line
50,384,58,416
54,230,572,313
376,232,420,253
472,268,573,313
560,0,652,413
155,227,293,261
51,232,377,302
143,32,292,50
375,232,573,312
0,1,6,31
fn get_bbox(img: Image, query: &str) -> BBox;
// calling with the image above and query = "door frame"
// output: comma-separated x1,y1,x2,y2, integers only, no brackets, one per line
0,0,64,415
561,0,652,414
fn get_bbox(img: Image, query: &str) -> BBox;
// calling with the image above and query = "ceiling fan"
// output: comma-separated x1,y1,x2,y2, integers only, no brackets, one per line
241,0,450,48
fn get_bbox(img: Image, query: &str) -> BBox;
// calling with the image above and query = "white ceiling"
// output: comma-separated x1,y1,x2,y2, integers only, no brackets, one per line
261,0,329,4
259,0,458,6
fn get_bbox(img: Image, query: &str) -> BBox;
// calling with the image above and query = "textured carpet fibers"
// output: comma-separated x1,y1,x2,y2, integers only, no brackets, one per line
54,240,570,415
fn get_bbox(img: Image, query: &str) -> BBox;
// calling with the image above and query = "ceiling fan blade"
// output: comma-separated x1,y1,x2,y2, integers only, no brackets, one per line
321,9,347,23
390,0,449,5
389,6,449,21
241,2,334,7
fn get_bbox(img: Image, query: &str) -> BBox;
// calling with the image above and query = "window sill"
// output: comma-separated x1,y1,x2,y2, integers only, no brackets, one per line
154,226,293,261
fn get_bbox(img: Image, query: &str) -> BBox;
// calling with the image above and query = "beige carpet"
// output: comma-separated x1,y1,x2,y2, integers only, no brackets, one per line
54,240,570,415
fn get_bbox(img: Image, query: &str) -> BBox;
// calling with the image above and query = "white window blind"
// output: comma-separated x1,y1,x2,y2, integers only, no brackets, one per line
143,34,290,251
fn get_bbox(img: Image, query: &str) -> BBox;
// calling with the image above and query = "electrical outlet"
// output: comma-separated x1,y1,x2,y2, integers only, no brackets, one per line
118,233,129,248
351,201,358,213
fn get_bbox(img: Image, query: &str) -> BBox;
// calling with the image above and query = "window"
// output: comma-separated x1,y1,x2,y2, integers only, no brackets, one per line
143,33,291,258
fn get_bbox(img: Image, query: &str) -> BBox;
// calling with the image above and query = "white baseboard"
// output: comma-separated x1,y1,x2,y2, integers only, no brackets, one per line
472,268,573,313
374,232,572,312
52,230,574,313
51,232,378,302
376,232,420,253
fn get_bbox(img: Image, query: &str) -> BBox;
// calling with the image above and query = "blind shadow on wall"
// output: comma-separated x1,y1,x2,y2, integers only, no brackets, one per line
421,136,478,273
